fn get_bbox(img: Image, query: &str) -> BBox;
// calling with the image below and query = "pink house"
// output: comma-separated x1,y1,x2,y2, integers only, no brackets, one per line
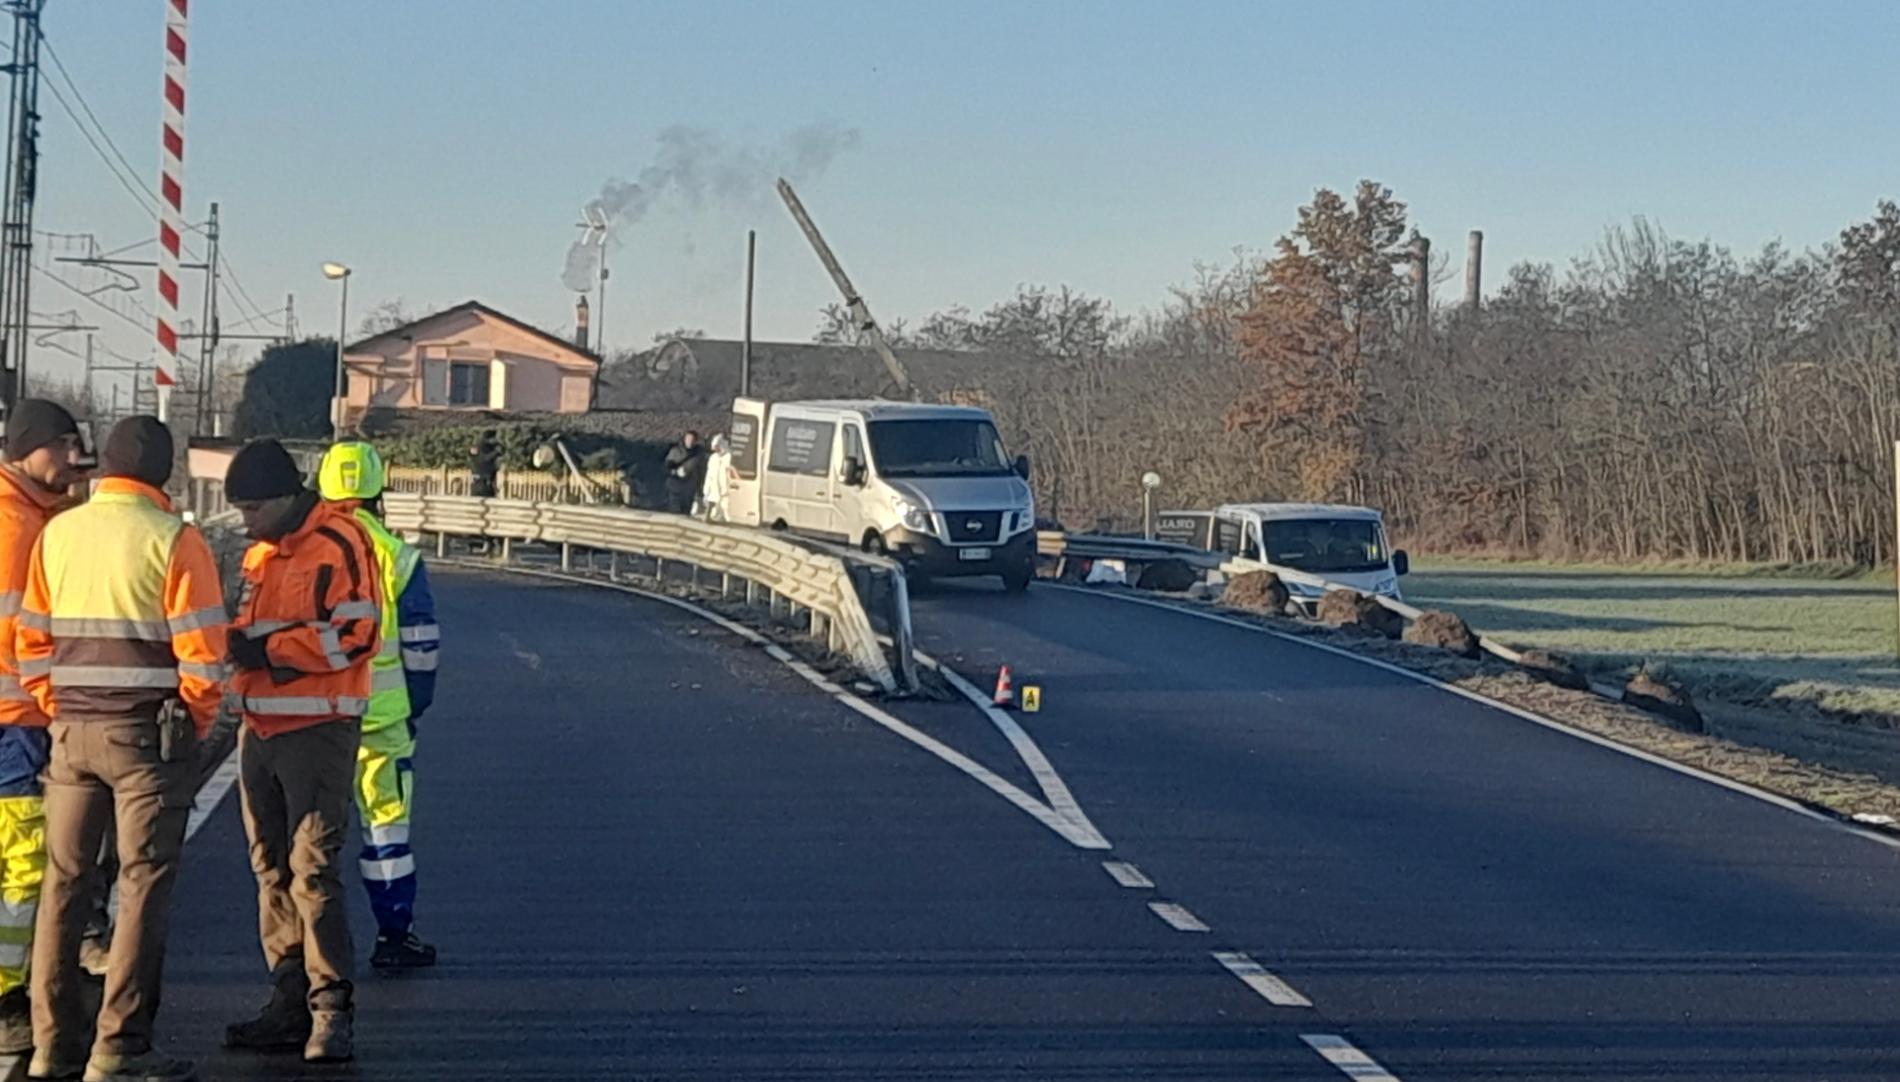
342,300,600,417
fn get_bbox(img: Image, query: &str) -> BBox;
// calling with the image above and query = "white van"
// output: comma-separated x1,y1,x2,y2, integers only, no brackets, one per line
722,398,1038,591
1158,502,1409,613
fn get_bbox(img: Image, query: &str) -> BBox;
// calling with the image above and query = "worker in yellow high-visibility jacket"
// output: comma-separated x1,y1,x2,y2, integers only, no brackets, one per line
316,442,439,970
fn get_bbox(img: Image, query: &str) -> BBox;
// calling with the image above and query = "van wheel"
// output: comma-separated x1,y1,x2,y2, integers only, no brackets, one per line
862,532,889,556
1002,566,1033,593
769,520,789,532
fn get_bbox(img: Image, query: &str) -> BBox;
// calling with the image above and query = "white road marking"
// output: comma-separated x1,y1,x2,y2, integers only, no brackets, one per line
1302,1035,1402,1080
1148,901,1209,932
185,746,241,841
468,563,1111,850
919,649,1105,845
1102,860,1153,888
1050,584,1900,853
1212,950,1312,1007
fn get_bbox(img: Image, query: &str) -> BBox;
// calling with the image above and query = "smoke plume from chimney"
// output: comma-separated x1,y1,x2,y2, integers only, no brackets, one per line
561,122,860,293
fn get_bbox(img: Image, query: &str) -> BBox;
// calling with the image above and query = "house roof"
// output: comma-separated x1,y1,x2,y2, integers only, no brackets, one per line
345,300,602,368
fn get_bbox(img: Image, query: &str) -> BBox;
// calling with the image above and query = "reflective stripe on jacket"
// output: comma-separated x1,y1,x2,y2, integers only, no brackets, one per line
16,478,228,735
348,506,437,730
231,499,381,737
0,466,63,726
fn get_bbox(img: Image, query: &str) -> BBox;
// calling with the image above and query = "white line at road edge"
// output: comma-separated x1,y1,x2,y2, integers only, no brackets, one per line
1148,901,1210,932
1050,584,1900,853
1302,1035,1402,1081
915,647,1106,847
463,563,1110,851
1212,950,1313,1008
1102,860,1154,888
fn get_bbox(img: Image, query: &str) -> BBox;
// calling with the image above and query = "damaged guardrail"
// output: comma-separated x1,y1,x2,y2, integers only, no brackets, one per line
383,493,917,695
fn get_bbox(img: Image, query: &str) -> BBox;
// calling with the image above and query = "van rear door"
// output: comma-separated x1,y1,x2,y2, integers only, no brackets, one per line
724,398,767,526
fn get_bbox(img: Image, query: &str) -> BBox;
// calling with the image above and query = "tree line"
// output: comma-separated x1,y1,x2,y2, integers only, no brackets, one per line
836,188,1900,566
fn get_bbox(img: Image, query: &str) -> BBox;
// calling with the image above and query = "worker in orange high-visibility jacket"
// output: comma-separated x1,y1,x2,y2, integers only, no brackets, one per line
0,400,89,1056
221,438,381,1066
17,416,226,1082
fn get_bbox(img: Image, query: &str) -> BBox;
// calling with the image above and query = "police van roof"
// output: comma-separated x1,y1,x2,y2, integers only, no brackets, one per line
1216,502,1385,522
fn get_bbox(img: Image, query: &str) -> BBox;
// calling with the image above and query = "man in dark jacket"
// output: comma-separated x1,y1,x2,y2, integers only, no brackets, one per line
663,431,707,514
467,431,499,499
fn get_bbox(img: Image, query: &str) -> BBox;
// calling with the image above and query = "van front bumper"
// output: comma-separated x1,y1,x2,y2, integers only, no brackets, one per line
882,527,1036,579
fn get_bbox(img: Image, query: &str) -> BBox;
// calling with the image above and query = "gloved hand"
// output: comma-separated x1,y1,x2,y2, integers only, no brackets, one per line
226,628,271,671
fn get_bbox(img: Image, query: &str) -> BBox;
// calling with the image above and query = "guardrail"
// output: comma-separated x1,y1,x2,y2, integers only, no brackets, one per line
383,493,917,694
385,465,633,505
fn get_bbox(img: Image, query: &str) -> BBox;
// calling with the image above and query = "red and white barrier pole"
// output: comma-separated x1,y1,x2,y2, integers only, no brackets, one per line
152,0,187,423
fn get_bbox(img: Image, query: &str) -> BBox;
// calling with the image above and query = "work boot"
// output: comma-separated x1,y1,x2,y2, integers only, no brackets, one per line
26,1051,85,1079
79,935,110,980
0,987,33,1055
304,989,353,1064
222,964,310,1051
79,1050,197,1081
371,930,437,970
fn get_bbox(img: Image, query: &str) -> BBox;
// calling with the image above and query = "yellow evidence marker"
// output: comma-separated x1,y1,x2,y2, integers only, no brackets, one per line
1021,686,1042,713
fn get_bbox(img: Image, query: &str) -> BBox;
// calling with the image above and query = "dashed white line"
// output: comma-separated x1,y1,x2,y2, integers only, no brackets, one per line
1148,901,1209,932
1302,1035,1401,1080
1102,860,1153,888
1212,950,1312,1008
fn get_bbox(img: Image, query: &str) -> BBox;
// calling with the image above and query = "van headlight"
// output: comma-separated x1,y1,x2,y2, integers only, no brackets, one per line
894,499,933,534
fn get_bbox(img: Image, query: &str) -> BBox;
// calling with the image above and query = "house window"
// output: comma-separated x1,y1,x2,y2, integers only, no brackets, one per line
448,362,490,407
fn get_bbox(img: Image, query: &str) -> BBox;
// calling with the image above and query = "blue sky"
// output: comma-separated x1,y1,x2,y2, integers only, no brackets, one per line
26,0,1900,392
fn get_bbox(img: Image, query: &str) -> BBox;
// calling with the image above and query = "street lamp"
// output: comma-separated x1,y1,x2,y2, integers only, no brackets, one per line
322,262,351,440
1141,471,1163,540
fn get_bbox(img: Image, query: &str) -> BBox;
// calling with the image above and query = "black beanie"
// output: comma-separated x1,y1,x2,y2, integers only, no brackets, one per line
224,439,304,501
101,416,174,487
4,399,78,462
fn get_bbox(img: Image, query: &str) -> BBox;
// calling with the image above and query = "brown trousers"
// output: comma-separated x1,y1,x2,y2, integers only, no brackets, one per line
238,720,359,1002
32,718,194,1061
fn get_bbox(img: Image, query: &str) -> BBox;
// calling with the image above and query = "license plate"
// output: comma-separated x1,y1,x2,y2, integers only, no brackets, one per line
958,547,992,562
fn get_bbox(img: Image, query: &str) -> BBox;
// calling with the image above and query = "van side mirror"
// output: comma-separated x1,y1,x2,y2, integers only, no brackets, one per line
841,456,867,487
1013,454,1031,480
1393,550,1410,576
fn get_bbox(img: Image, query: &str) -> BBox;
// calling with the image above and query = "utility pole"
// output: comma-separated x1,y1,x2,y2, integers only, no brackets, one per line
1465,230,1484,311
193,201,220,436
285,292,297,340
775,177,915,400
1410,233,1431,339
0,0,45,413
742,229,755,398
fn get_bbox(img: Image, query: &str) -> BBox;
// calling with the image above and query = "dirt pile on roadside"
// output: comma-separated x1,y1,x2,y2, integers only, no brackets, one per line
1317,589,1403,639
1517,648,1591,691
1403,610,1480,658
1222,571,1290,614
1625,669,1705,733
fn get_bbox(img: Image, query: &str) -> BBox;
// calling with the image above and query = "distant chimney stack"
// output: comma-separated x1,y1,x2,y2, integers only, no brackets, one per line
1465,230,1484,311
574,294,591,351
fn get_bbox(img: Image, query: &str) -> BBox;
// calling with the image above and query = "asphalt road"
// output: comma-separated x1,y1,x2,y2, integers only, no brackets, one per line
907,580,1900,1081
147,569,1355,1081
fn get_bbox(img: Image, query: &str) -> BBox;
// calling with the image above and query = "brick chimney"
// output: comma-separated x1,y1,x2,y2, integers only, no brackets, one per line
574,294,591,351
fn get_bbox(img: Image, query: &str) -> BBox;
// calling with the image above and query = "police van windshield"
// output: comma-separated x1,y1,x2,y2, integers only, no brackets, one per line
1261,518,1389,574
867,419,1012,478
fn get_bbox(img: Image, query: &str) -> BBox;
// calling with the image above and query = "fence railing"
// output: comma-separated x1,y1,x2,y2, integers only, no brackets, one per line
383,493,916,694
385,466,632,505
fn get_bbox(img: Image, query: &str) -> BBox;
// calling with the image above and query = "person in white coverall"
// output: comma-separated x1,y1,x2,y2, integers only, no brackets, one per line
698,434,731,522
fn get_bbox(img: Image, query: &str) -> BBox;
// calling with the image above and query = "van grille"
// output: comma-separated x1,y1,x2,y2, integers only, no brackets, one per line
948,511,1004,545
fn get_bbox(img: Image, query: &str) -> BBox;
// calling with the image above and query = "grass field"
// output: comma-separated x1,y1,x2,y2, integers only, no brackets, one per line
1404,559,1900,721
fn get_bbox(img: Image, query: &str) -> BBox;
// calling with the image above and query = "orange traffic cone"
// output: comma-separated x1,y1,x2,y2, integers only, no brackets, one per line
993,665,1016,708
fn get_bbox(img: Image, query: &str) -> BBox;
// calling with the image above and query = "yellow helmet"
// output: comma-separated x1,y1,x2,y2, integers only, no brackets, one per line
317,441,387,501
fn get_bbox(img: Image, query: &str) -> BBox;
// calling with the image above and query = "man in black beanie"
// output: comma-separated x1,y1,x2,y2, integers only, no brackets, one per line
222,439,379,1064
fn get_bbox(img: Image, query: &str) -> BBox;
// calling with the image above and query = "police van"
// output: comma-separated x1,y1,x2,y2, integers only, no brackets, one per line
1157,502,1409,613
720,398,1037,591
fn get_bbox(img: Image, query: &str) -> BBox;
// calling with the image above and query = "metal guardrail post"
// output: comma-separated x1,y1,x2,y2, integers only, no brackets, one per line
887,570,919,693
561,542,572,572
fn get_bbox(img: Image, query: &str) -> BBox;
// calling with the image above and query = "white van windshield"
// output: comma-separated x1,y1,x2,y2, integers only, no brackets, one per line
1261,518,1389,574
867,419,1012,478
